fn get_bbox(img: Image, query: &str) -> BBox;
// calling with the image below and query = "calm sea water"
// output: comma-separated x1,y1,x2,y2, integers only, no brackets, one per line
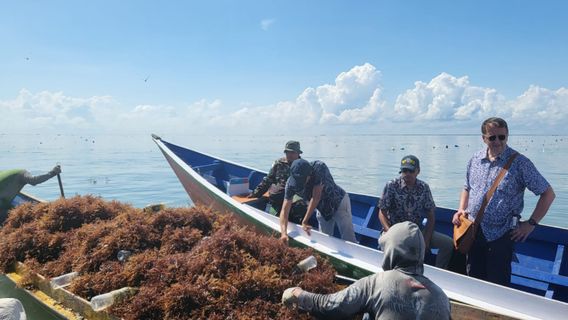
2,133,567,228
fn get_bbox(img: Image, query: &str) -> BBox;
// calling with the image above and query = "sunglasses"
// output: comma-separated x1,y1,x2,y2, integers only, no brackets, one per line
485,134,507,141
401,168,415,173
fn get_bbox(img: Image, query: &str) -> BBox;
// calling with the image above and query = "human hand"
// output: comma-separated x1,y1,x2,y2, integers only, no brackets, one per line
280,234,289,245
511,221,535,242
50,165,62,176
301,223,312,236
282,287,301,308
452,210,466,226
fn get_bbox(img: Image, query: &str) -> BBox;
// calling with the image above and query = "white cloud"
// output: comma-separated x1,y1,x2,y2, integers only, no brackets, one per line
393,73,504,122
260,18,275,31
495,86,568,132
0,89,113,133
1,65,566,135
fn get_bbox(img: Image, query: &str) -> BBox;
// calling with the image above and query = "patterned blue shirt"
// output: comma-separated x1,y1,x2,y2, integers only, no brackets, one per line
285,160,346,220
378,177,435,227
464,146,550,241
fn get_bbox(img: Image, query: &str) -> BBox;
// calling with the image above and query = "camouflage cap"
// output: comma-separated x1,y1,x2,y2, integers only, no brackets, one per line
284,141,302,154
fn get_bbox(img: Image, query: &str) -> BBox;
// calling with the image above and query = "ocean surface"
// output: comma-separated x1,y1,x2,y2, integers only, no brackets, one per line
2,133,567,228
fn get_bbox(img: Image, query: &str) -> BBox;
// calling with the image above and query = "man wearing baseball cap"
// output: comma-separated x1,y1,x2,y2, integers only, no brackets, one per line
279,158,357,244
377,155,453,269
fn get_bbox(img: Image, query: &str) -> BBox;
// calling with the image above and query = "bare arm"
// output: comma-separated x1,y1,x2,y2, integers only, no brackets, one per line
423,207,435,249
22,166,60,186
279,198,293,244
378,208,391,232
295,276,373,318
251,164,277,197
511,186,555,242
452,189,469,226
301,184,323,235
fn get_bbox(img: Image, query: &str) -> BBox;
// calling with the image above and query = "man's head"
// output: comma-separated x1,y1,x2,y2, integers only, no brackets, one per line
287,159,312,192
481,117,508,156
284,141,302,162
399,155,420,185
379,221,425,274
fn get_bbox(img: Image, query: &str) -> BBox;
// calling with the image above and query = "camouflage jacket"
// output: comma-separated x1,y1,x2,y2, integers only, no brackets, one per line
250,157,291,197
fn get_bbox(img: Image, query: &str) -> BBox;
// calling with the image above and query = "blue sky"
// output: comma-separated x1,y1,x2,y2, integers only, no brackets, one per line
1,1,567,135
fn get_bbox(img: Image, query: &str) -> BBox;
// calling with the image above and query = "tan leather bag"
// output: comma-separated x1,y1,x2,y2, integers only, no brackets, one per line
453,152,519,254
453,213,476,254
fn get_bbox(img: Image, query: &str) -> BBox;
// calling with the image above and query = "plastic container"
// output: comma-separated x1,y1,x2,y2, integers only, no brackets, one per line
117,250,132,262
90,287,137,311
50,271,79,289
295,255,317,273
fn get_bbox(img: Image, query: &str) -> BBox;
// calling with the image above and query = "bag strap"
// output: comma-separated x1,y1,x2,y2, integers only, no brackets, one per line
473,152,519,225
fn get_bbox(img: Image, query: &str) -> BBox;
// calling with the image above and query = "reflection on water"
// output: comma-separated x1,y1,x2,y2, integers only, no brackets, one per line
1,133,567,228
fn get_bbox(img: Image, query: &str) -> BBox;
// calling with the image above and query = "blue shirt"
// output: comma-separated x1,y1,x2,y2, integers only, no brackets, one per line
378,177,435,227
285,160,346,220
464,146,550,241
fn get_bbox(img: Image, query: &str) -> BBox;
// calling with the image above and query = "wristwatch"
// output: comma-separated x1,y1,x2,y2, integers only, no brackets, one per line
528,218,538,226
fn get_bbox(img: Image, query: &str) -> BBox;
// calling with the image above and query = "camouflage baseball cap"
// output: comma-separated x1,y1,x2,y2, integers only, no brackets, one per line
284,140,302,154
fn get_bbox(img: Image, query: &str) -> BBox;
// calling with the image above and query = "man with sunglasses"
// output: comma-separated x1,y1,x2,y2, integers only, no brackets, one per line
377,155,454,269
452,117,556,286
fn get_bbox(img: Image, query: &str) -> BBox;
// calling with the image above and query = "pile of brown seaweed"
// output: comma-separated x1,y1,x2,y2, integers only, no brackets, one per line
0,196,343,319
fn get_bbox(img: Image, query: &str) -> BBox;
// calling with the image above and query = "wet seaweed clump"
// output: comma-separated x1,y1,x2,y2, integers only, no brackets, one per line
0,196,345,319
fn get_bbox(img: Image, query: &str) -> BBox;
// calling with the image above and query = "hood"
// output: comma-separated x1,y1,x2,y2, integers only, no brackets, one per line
379,221,424,275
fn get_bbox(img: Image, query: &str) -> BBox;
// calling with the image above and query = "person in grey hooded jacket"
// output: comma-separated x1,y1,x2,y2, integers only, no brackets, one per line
282,221,450,319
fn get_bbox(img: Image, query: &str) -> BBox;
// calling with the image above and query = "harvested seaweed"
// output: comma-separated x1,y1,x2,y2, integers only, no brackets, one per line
0,196,345,319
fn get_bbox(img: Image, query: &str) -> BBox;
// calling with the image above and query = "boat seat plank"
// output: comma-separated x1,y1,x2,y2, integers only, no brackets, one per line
363,206,376,227
511,275,550,291
511,243,567,299
552,244,565,275
514,253,555,271
353,224,380,239
512,264,568,286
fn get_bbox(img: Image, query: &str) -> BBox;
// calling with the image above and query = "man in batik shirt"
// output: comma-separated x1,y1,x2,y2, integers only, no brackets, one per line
378,155,453,269
452,117,555,286
280,158,357,244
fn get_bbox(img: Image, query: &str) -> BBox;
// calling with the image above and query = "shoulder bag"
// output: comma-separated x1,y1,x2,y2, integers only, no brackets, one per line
453,152,519,254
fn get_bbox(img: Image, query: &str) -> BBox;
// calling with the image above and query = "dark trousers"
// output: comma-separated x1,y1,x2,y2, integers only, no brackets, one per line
467,228,514,287
269,192,307,225
269,192,285,213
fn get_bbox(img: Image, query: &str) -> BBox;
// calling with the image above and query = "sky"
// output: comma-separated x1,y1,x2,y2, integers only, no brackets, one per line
1,0,567,135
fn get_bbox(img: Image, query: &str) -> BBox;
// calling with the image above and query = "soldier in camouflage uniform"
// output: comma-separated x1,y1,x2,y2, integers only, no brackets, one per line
249,141,307,224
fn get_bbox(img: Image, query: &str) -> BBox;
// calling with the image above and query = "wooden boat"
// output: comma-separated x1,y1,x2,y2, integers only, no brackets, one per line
1,193,81,320
153,134,568,320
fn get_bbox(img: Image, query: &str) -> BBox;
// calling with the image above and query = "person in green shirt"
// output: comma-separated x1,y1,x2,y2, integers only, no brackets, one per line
0,166,61,224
